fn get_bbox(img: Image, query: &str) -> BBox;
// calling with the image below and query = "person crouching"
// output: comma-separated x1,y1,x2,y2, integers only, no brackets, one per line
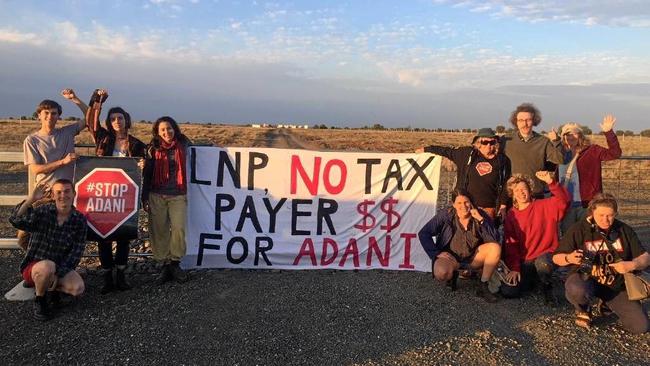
418,189,501,303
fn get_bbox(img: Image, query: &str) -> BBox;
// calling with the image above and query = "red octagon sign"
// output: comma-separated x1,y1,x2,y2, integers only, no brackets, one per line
74,168,140,238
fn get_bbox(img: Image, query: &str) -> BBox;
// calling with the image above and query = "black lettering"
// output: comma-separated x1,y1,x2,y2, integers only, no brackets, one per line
217,151,241,188
357,158,381,194
236,196,262,233
197,233,222,266
382,159,403,193
227,237,248,264
215,194,235,231
405,157,434,190
316,198,338,235
263,197,287,233
190,148,211,185
292,199,312,235
248,152,269,190
254,237,274,266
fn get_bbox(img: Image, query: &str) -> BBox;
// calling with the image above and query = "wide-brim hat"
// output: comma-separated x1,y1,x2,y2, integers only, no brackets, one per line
472,127,497,143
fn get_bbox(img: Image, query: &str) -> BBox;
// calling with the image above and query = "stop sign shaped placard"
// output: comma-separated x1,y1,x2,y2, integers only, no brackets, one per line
75,168,140,238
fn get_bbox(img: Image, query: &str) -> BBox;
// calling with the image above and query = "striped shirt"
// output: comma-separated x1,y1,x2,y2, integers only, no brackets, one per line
10,202,87,277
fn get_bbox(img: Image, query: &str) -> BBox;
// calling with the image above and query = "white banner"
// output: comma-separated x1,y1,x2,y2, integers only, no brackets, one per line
182,147,441,272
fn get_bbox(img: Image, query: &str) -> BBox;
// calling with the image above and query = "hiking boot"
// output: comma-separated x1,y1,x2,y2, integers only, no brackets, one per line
33,296,51,321
446,270,459,291
155,264,172,285
476,281,498,303
169,261,189,283
49,290,62,309
115,267,132,291
101,269,115,295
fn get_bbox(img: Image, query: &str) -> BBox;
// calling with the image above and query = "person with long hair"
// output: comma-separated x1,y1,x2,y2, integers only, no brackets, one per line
142,116,192,284
558,115,621,234
553,194,649,333
418,189,502,303
85,89,146,294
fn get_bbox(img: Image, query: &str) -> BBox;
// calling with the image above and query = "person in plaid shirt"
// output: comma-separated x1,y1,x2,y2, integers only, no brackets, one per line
10,179,87,321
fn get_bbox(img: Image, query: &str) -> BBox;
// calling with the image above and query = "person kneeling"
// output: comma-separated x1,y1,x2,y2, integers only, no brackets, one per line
9,180,88,321
501,171,570,304
553,194,650,334
418,189,501,303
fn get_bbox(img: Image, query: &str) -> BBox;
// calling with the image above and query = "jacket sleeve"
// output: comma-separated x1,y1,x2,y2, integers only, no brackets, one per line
555,223,581,255
423,145,455,159
56,216,88,278
547,181,570,221
598,130,622,161
418,211,447,260
503,212,522,272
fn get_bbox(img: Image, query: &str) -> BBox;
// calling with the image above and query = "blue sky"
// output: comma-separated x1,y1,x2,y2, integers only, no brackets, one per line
1,0,650,131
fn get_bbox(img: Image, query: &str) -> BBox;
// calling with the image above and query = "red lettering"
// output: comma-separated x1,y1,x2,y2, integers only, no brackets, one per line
290,155,321,195
398,233,416,269
366,235,391,267
293,238,317,265
320,238,338,266
322,159,347,194
338,238,360,267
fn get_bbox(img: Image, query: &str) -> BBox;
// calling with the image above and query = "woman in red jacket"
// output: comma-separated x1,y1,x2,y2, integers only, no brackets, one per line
558,115,621,234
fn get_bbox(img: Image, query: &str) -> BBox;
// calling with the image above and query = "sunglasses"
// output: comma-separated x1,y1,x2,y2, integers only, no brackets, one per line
479,140,497,146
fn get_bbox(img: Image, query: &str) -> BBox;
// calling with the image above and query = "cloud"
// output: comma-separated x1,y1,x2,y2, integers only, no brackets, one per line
438,0,650,27
0,28,45,46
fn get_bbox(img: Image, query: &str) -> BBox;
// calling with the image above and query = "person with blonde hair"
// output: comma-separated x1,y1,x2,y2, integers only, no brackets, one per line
558,115,621,234
501,171,570,303
553,193,649,333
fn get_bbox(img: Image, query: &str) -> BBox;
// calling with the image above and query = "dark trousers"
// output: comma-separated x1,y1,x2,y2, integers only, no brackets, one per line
501,253,554,298
98,240,130,269
564,273,649,334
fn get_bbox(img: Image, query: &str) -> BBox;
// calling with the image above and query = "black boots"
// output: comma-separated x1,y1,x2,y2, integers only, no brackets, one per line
155,263,173,285
446,270,459,291
169,261,188,283
101,267,131,294
33,295,50,321
115,267,132,291
101,269,115,294
476,281,499,303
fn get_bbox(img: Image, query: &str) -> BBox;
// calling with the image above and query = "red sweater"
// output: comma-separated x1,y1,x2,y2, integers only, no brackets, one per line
504,181,570,271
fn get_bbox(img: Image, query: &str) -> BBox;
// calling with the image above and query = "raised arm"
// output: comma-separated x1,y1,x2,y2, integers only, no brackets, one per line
61,88,88,131
599,114,622,161
84,89,109,144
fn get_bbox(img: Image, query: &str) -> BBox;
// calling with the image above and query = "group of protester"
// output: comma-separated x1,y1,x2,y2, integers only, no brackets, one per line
8,94,649,334
10,89,191,321
416,103,649,334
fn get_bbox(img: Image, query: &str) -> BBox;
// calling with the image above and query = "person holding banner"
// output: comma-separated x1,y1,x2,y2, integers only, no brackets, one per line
552,194,649,333
416,127,510,222
85,89,147,294
557,115,621,235
9,180,88,321
501,171,570,304
142,116,192,284
418,189,501,303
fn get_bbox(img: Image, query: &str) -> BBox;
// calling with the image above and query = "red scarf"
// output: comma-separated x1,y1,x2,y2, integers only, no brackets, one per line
153,139,186,193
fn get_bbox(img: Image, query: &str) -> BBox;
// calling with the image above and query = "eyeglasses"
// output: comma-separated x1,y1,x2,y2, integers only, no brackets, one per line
517,118,533,123
479,140,497,146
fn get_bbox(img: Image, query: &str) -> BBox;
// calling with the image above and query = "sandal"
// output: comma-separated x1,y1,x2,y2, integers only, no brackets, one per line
575,311,592,329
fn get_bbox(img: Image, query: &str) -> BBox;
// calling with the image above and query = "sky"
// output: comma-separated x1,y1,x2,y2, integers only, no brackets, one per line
1,0,649,131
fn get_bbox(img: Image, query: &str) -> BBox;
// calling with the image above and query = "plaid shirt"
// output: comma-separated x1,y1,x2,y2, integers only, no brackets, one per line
10,202,87,277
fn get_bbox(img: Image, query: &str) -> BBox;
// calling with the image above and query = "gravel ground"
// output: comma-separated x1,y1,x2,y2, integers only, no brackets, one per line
1,249,649,366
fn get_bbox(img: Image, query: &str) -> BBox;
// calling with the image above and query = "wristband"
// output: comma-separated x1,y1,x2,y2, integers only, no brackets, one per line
564,254,570,264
